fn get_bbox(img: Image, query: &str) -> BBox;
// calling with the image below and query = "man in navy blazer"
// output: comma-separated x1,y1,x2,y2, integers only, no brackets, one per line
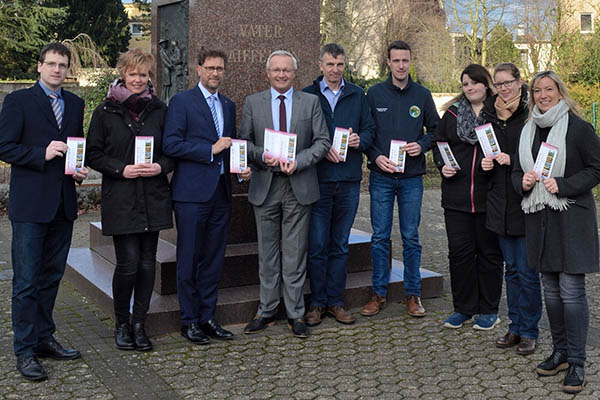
0,43,88,381
163,48,251,344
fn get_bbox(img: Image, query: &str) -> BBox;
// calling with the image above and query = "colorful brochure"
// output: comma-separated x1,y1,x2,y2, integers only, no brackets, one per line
475,123,501,158
533,141,559,180
230,139,248,173
332,127,350,162
389,140,407,173
134,136,154,164
436,141,461,170
264,128,297,162
64,136,85,175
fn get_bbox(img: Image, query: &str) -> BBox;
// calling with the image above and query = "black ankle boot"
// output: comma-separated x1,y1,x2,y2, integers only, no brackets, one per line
114,323,135,350
133,322,152,351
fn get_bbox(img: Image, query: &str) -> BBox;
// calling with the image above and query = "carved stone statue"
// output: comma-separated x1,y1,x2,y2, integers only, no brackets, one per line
159,39,174,103
171,40,187,94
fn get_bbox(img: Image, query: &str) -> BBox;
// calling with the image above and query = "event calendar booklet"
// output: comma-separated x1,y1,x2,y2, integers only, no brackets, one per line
436,141,461,170
533,141,559,180
230,139,248,173
332,127,350,162
264,128,297,162
475,123,501,158
64,136,85,175
389,140,407,173
134,136,154,164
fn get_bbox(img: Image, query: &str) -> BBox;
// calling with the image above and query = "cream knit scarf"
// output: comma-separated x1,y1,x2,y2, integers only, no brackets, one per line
518,100,571,213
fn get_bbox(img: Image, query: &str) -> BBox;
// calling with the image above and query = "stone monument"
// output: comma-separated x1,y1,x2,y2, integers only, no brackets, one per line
65,0,443,335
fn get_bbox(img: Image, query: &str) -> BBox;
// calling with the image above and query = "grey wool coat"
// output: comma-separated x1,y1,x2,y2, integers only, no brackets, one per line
512,113,600,274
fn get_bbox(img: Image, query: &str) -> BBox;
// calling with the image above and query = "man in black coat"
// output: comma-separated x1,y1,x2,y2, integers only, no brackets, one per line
0,43,88,381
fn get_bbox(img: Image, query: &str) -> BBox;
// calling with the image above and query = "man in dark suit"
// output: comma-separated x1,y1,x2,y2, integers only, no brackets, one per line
240,50,330,338
0,43,88,381
163,48,251,344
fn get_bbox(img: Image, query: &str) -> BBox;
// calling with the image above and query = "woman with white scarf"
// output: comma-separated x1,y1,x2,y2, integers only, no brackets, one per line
512,71,600,394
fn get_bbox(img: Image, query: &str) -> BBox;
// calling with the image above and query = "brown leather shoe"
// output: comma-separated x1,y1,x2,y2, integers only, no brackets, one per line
361,294,386,316
496,331,521,348
406,295,425,317
304,306,325,326
327,305,356,325
517,338,536,355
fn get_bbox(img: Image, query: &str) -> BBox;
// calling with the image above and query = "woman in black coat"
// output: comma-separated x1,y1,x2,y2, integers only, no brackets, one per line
87,49,174,352
481,63,542,356
512,71,600,394
433,64,503,331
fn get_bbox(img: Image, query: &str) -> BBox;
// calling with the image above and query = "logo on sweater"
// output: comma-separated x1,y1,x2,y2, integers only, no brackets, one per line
409,105,421,118
376,107,388,112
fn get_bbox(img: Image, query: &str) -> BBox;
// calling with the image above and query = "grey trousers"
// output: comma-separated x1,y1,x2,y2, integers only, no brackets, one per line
541,272,589,366
253,175,311,319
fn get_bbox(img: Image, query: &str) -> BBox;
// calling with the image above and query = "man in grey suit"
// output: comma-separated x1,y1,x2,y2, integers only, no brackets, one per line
240,50,330,338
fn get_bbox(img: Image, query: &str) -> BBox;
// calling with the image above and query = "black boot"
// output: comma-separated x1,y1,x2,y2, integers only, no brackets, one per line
132,322,152,351
114,323,135,350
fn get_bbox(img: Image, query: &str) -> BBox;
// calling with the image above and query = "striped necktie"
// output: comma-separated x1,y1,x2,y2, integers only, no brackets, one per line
208,95,220,137
48,93,62,129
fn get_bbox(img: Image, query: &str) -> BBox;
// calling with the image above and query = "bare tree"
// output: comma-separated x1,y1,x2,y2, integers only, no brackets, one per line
448,0,508,66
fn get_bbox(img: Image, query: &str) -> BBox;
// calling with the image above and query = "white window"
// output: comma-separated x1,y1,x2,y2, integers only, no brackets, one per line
580,13,593,33
130,23,143,36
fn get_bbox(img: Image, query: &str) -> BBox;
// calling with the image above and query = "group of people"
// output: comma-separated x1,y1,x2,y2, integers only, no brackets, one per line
433,62,600,394
0,40,597,395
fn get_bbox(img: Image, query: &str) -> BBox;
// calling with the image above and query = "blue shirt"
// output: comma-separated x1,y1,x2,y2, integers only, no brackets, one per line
38,80,64,121
270,87,293,132
320,78,345,112
198,82,224,173
198,83,223,137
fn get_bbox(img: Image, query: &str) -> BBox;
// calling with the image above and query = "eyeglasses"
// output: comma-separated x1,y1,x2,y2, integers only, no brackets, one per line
269,68,294,75
493,79,517,89
201,66,225,74
43,61,68,71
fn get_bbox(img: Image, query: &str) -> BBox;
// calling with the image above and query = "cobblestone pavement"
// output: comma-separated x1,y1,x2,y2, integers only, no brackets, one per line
0,190,599,399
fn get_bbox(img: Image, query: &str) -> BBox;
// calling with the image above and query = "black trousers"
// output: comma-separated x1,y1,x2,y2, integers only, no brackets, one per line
112,231,159,325
444,209,503,315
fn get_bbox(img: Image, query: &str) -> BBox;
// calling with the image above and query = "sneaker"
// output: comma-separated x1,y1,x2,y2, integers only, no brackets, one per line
563,364,585,394
536,351,569,376
473,314,500,330
443,312,473,329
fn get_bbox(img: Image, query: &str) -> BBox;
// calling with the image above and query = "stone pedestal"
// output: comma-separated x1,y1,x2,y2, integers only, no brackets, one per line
66,223,443,336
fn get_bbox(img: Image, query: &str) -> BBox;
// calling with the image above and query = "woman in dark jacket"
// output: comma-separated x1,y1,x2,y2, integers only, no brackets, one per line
86,49,174,352
433,64,503,331
512,71,600,394
481,63,542,355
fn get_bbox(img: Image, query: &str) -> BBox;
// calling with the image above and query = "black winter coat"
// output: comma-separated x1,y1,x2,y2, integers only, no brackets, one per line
86,96,175,236
512,113,600,274
433,104,491,213
481,88,529,236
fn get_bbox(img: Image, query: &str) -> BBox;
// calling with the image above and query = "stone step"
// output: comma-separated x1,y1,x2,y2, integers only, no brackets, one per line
89,222,376,295
65,248,443,336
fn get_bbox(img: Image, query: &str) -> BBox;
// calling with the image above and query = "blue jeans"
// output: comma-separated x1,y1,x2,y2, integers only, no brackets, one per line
498,235,542,339
541,272,589,366
369,172,423,297
11,207,73,357
307,181,360,308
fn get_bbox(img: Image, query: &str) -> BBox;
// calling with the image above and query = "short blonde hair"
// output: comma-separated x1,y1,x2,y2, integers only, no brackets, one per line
116,49,155,81
528,70,580,116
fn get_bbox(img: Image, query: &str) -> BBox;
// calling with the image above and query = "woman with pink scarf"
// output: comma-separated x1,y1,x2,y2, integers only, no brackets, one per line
86,49,174,352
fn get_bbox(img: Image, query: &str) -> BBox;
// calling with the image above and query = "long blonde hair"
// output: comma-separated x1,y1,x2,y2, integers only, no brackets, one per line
528,71,580,117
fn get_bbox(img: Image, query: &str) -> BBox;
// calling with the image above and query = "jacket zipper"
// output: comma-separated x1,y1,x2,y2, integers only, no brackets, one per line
470,146,477,213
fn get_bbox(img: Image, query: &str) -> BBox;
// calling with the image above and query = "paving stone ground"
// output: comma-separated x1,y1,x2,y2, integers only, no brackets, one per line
0,189,598,399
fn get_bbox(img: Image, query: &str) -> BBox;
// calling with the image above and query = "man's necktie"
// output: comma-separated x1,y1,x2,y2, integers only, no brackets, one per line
278,95,286,132
208,95,220,137
48,93,62,129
